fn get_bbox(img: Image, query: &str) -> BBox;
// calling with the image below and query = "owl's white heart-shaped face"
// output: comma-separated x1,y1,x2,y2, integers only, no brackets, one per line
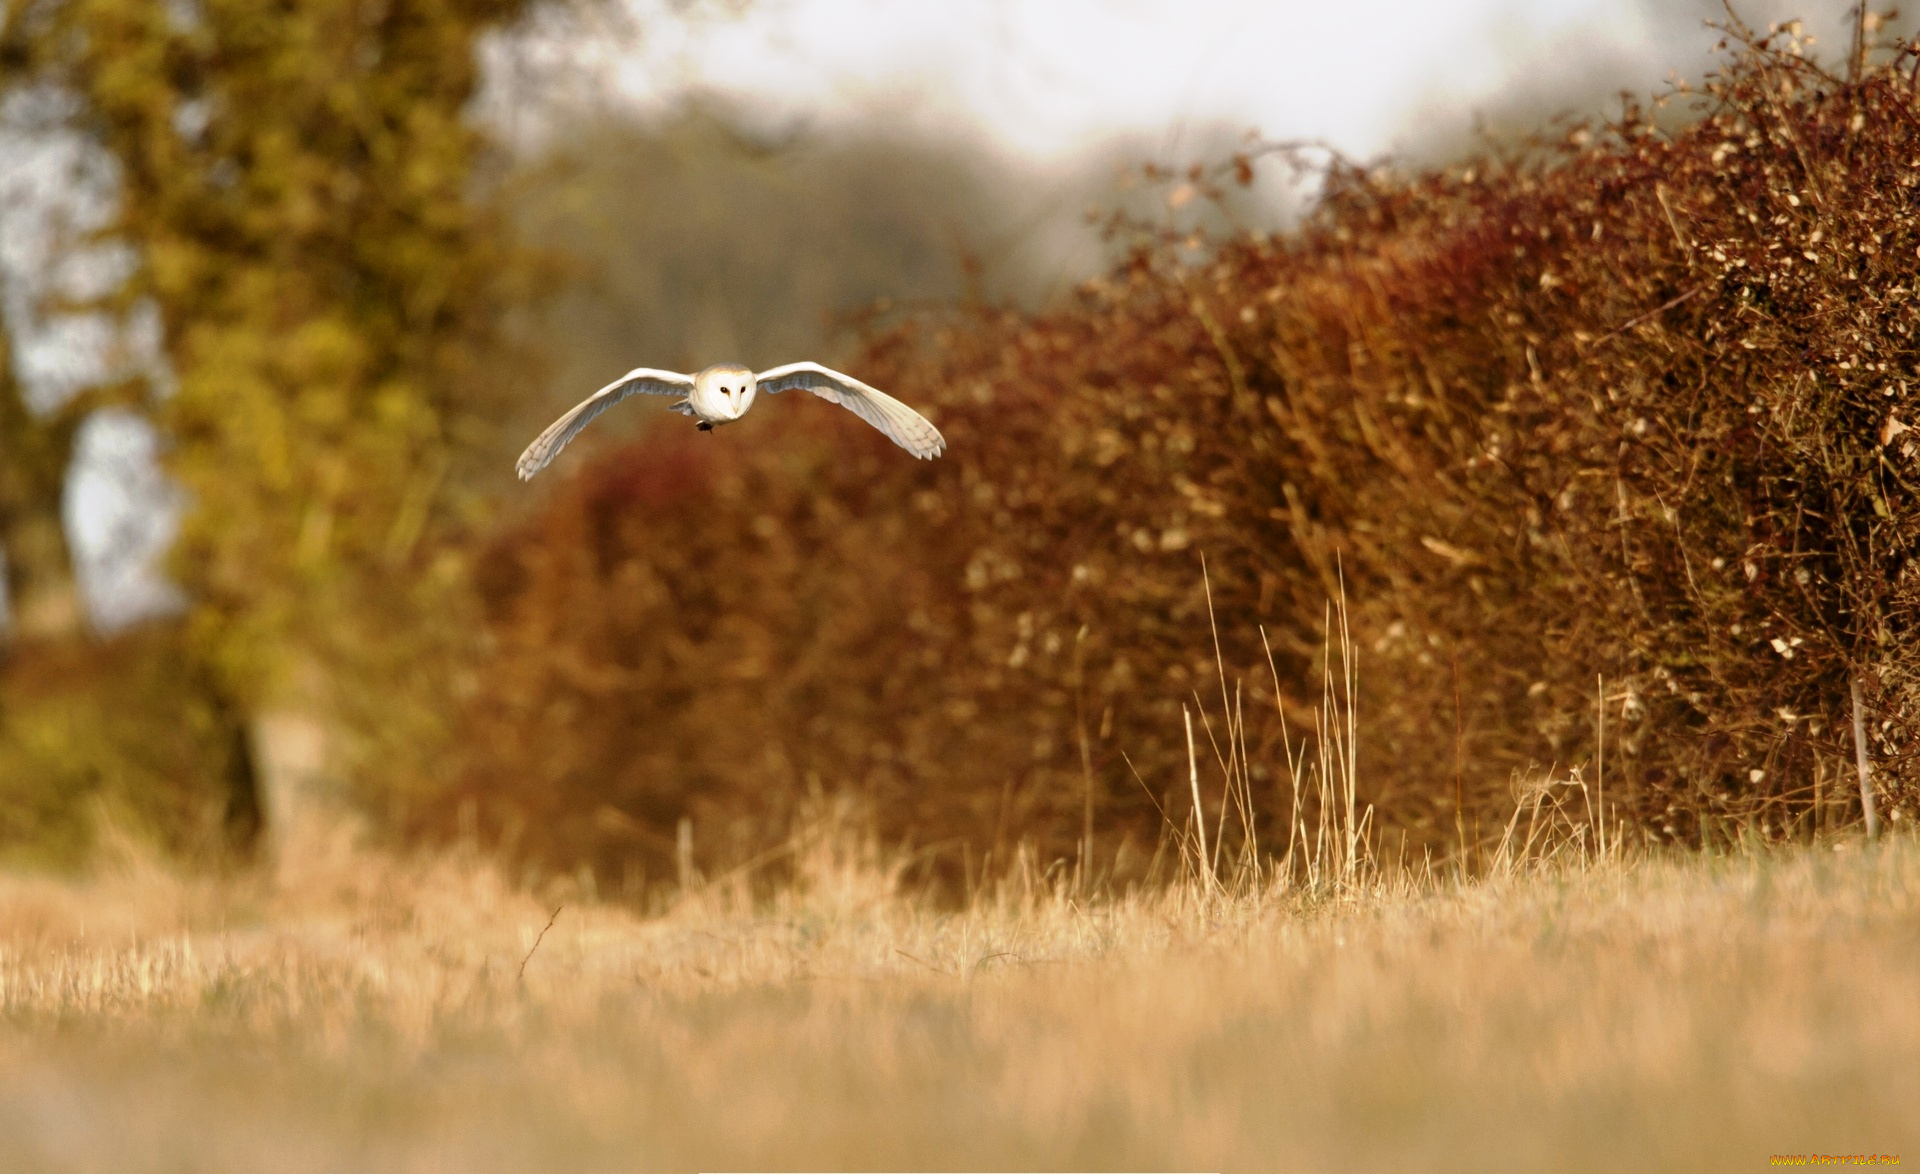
695,363,758,421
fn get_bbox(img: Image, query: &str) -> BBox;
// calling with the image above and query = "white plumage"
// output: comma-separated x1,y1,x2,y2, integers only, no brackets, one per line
515,361,946,480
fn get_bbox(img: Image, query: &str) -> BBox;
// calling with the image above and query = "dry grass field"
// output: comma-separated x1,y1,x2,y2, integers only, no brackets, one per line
1,812,1915,1173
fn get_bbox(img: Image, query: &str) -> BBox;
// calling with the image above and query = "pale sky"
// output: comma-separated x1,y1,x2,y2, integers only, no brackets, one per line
565,0,1842,161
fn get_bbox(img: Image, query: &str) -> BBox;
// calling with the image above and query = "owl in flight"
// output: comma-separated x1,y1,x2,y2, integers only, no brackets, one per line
516,361,946,480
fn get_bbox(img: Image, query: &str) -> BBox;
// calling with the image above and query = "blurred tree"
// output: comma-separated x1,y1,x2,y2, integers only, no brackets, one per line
0,0,552,846
0,100,90,650
0,317,84,646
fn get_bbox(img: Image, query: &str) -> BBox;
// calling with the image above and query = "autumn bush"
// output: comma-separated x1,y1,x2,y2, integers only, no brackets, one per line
441,20,1920,888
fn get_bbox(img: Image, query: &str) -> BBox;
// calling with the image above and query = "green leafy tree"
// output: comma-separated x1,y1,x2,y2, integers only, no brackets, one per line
1,0,549,838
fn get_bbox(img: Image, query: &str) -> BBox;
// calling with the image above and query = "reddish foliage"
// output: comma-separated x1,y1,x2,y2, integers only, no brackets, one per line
437,28,1920,885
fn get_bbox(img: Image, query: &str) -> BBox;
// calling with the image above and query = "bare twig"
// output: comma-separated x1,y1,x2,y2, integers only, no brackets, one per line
1121,750,1174,830
1849,2,1869,84
1655,186,1694,262
894,948,947,976
518,905,563,982
1585,283,1708,346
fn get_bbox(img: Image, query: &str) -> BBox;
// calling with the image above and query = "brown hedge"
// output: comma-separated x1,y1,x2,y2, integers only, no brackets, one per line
439,25,1920,887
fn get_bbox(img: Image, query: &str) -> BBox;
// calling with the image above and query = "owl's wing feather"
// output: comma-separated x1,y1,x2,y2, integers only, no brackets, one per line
516,367,697,480
755,361,946,459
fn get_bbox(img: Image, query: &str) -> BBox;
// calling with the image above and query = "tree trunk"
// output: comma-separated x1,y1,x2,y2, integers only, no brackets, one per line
0,329,86,648
0,498,82,643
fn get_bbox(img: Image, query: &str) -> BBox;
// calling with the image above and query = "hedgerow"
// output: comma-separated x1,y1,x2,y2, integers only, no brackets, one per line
445,20,1920,885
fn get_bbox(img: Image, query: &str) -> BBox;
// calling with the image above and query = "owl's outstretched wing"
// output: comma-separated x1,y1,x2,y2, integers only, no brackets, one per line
755,361,946,459
516,368,698,480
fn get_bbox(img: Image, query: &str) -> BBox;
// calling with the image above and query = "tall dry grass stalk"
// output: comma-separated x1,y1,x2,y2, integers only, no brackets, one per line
1173,572,1376,902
